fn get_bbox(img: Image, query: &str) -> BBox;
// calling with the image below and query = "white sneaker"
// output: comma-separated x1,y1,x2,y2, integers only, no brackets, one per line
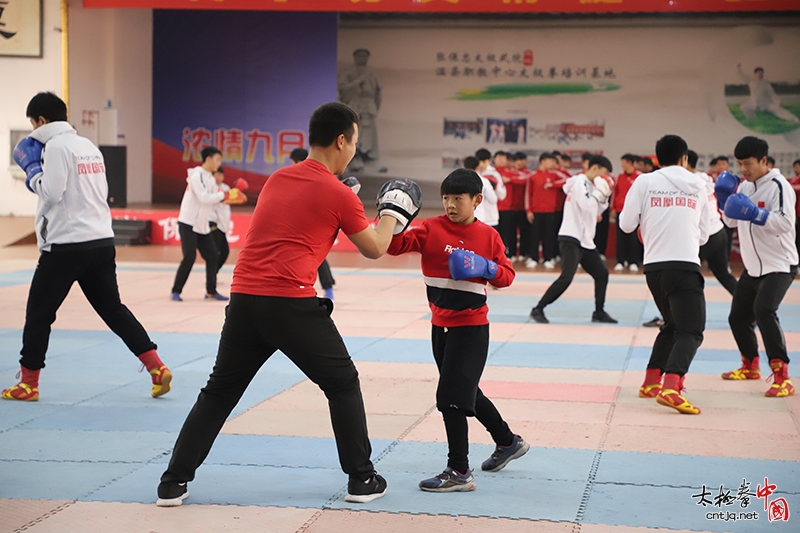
614,263,624,271
524,258,538,268
543,260,556,269
629,264,639,272
515,255,524,263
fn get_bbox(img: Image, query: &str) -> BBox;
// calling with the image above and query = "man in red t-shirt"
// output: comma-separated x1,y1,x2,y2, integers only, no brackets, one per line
157,103,418,508
612,153,644,272
525,152,560,268
790,158,800,257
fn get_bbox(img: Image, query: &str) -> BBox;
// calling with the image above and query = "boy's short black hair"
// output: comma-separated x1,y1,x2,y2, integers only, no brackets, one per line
515,151,528,160
200,146,222,163
463,156,480,171
717,155,729,163
621,153,638,163
754,67,764,74
26,92,68,122
766,156,775,166
475,148,492,161
793,158,800,166
734,136,769,161
213,167,224,174
581,152,593,162
441,168,483,197
686,150,699,169
493,150,506,158
588,155,612,173
290,148,309,163
654,135,688,167
539,152,554,163
507,152,518,161
309,102,359,147
709,156,719,166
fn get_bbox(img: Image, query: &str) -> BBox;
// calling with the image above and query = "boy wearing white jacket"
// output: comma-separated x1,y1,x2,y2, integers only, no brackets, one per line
716,136,797,397
529,155,617,325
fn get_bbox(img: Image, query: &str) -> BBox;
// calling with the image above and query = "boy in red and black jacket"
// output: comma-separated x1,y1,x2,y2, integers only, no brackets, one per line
388,169,529,492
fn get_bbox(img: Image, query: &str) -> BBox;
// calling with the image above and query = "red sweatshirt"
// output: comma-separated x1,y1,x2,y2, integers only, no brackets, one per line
612,170,640,213
526,169,560,213
553,168,570,210
497,167,528,211
789,174,800,217
387,215,515,327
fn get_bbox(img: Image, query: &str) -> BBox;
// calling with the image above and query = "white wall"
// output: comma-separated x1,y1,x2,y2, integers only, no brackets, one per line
68,4,152,204
0,0,62,216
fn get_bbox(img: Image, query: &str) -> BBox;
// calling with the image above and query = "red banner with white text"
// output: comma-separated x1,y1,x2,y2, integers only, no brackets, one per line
83,0,799,14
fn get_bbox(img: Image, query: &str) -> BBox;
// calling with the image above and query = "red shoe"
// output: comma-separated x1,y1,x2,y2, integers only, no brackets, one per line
765,359,794,398
721,355,760,380
639,368,663,398
2,366,40,401
656,374,700,414
138,350,172,398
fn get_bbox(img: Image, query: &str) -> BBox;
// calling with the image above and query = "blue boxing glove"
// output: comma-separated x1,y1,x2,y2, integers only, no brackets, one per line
448,249,498,281
724,193,769,226
714,171,739,211
13,137,44,193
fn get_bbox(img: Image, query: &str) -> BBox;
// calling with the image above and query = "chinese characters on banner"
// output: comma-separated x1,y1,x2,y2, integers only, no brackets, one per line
181,127,306,166
692,478,790,523
434,50,616,79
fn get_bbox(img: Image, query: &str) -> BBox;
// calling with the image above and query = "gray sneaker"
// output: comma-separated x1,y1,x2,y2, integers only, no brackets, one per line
419,467,476,492
481,435,530,472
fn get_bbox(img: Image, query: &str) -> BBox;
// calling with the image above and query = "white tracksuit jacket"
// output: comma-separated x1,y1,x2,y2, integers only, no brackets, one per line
558,174,608,250
696,171,725,236
475,165,507,226
28,122,114,252
619,165,711,271
722,169,798,276
177,166,225,235
210,182,232,234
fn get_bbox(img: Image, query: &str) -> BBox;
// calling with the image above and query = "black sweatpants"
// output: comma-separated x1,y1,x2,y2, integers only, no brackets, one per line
645,268,706,376
729,270,795,364
536,238,609,313
699,228,737,296
530,212,559,262
498,210,530,258
210,225,230,275
318,259,335,290
172,222,219,295
594,209,610,255
161,294,375,484
615,225,643,266
432,325,514,473
20,242,156,370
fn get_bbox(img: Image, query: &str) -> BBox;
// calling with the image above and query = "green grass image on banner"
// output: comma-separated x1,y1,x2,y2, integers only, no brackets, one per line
727,103,800,135
455,82,621,101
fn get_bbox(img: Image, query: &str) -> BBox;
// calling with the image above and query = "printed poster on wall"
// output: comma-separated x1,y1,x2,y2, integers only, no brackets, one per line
337,24,800,181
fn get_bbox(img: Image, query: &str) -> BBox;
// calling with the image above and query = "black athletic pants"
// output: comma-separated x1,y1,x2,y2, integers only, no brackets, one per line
432,325,514,473
172,222,218,295
729,270,795,364
645,268,705,376
594,209,610,255
20,241,156,370
699,228,737,296
498,211,530,257
615,225,643,266
161,294,375,484
536,238,609,313
530,212,558,262
210,225,230,275
318,259,335,290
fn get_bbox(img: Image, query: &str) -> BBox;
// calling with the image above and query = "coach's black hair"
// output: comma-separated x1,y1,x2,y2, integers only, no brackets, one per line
588,155,613,174
441,168,483,197
200,146,222,163
26,92,68,122
309,102,359,147
734,136,769,161
654,135,688,167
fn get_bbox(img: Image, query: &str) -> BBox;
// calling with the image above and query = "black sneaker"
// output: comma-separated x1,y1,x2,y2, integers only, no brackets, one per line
481,435,530,472
345,473,387,503
529,307,549,324
156,481,189,507
592,311,618,324
419,467,476,492
643,316,664,328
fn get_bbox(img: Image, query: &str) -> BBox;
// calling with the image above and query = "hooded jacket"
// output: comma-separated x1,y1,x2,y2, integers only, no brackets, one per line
28,122,114,252
177,166,225,235
722,169,798,276
619,165,711,272
558,173,608,249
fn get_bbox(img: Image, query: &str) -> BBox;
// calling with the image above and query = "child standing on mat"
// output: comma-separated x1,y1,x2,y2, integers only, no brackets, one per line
387,168,529,492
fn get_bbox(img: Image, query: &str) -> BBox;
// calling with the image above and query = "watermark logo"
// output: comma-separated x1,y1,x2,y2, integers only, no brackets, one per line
692,477,790,523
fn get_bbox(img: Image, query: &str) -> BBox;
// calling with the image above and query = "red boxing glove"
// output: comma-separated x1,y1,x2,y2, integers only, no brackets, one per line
233,178,249,191
223,188,248,205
